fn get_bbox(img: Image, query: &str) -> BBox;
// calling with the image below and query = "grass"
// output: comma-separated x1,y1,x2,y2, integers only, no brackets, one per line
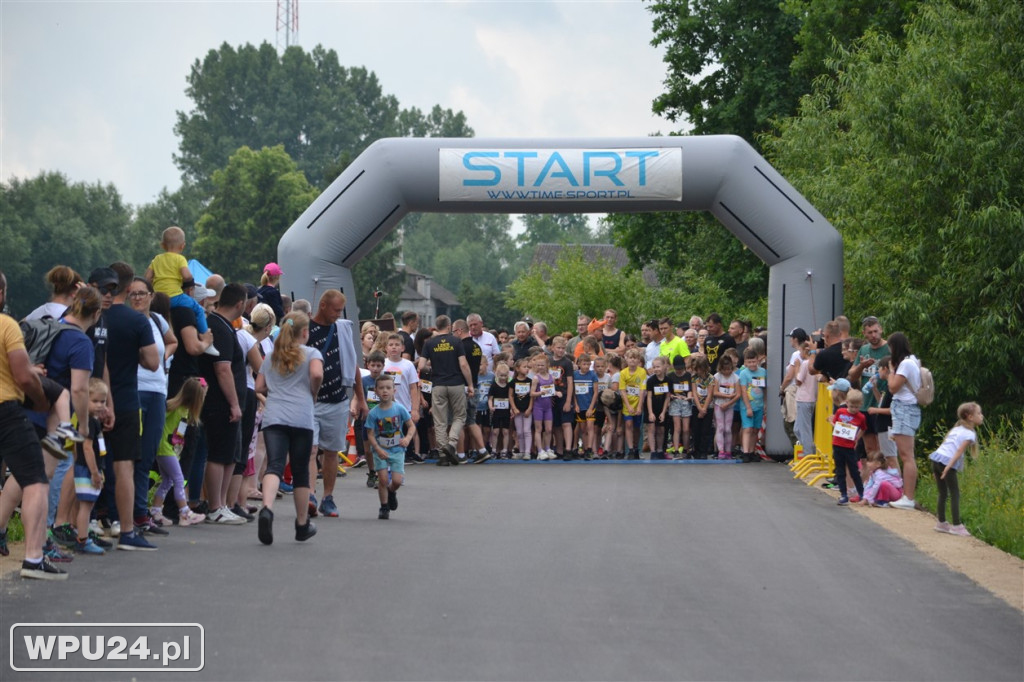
914,418,1024,559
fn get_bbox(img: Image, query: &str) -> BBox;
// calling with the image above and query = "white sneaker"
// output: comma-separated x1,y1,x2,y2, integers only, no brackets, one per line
206,506,245,525
109,521,121,537
511,452,523,460
890,495,916,510
202,344,220,357
88,519,103,536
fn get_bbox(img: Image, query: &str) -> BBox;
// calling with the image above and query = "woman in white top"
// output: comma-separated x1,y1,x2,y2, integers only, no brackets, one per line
885,332,921,509
254,312,323,545
22,266,83,321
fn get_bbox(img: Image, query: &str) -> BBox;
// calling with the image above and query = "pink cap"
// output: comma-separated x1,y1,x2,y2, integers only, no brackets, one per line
264,262,283,277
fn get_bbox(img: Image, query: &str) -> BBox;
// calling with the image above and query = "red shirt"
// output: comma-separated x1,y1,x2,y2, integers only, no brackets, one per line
831,407,867,449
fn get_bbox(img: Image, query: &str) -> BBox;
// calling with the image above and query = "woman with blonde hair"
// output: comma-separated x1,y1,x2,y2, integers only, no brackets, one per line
360,321,380,356
254,312,323,545
257,262,285,322
23,265,83,321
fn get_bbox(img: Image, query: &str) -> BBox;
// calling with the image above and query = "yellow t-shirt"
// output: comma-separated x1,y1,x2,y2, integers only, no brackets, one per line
619,366,648,414
150,252,188,297
0,314,27,403
659,335,691,362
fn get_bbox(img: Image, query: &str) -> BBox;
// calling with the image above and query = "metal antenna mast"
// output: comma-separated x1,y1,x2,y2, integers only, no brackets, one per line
276,0,299,52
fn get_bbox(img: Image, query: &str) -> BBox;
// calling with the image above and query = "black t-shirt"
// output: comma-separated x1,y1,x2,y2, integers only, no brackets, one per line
104,303,155,412
462,336,483,385
813,341,850,381
168,306,200,396
551,355,575,394
198,312,246,414
257,285,284,323
668,371,692,400
512,377,533,412
399,330,416,359
74,416,104,468
86,316,108,380
646,374,671,414
489,381,512,413
307,320,346,403
422,333,465,386
704,333,736,374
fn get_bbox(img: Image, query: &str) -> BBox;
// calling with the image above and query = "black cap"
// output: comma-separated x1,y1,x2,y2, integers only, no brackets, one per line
244,283,260,301
789,327,810,343
88,267,118,290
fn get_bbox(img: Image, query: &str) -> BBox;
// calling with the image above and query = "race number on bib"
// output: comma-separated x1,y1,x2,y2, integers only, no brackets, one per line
832,421,859,441
550,368,562,380
419,380,432,394
515,383,530,395
719,386,734,396
626,386,641,397
378,435,400,449
494,399,509,410
653,385,669,395
752,377,766,388
540,385,556,398
366,390,380,404
575,383,590,395
674,383,690,394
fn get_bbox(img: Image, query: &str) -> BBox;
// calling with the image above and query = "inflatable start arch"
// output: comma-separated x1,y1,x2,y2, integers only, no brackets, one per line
277,135,842,455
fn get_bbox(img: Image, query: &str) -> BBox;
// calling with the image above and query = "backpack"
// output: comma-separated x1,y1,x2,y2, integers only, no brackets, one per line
19,317,71,367
915,363,935,407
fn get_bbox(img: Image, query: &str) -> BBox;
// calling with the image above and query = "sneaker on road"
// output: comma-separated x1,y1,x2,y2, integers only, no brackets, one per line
21,557,69,580
258,507,274,545
378,506,390,520
230,504,255,522
837,496,850,506
206,507,245,525
319,495,339,518
387,489,398,511
117,532,158,551
308,494,319,518
179,509,206,526
73,538,105,555
443,444,460,466
889,496,916,510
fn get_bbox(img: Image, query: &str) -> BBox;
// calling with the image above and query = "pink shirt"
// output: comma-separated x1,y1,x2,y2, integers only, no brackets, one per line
795,359,817,403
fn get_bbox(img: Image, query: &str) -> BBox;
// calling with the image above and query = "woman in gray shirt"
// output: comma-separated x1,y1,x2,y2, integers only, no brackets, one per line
254,312,323,545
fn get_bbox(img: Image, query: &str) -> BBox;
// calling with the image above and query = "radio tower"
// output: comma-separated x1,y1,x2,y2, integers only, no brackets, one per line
276,0,299,52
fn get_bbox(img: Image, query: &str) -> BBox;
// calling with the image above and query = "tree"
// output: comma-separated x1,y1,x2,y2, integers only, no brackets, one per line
506,247,734,335
0,172,132,317
125,181,208,270
175,42,473,191
763,0,1024,428
516,214,597,250
192,145,319,284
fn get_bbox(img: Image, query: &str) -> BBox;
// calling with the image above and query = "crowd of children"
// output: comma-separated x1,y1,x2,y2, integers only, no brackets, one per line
0,240,988,581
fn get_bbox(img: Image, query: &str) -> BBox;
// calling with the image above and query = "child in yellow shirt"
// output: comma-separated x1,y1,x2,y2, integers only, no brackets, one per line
145,226,210,336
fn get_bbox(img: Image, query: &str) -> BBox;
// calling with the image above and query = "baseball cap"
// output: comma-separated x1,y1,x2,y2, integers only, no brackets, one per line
789,327,810,343
264,262,283,277
833,378,851,393
88,267,118,291
244,283,261,301
192,284,214,302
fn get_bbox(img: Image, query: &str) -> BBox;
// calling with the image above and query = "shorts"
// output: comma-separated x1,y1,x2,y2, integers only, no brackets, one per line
647,412,666,427
741,408,764,429
0,401,49,488
464,401,478,426
73,464,102,502
313,398,351,452
576,411,595,424
372,447,406,476
204,410,241,465
863,412,880,435
552,405,573,427
21,375,64,412
890,400,921,437
475,409,491,429
106,410,141,462
532,399,553,422
623,414,643,427
668,399,693,418
490,410,510,429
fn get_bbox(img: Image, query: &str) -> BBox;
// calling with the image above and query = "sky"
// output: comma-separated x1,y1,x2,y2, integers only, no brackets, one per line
1,0,675,208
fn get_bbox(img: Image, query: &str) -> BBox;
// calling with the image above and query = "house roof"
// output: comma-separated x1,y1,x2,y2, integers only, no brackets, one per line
531,243,660,287
397,266,460,307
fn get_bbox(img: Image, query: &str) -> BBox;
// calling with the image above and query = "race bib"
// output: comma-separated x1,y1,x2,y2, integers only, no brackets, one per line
719,385,734,396
478,382,491,395
653,385,669,395
575,383,590,395
752,377,766,388
832,421,858,441
696,386,708,397
515,383,531,395
674,382,690,394
366,390,381,404
494,399,509,410
550,368,562,380
378,435,401,448
419,380,432,394
97,435,107,455
540,384,556,398
626,386,641,397
385,371,402,386
174,418,188,439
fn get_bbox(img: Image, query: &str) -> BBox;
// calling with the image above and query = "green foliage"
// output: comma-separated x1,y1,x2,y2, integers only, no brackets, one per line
506,246,737,335
126,181,209,268
516,214,596,249
763,0,1024,428
175,42,473,192
915,419,1024,559
0,172,133,317
457,280,521,331
647,0,805,144
193,145,319,284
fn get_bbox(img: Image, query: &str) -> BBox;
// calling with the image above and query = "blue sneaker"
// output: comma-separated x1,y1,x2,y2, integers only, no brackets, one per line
319,495,338,518
44,537,74,563
73,538,105,555
117,532,157,551
0,529,8,556
837,496,850,506
279,481,294,494
308,494,318,518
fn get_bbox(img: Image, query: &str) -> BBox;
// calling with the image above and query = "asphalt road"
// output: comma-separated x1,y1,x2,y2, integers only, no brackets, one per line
3,460,1022,681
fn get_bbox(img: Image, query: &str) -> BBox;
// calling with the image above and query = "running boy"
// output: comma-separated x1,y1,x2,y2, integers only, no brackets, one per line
365,374,414,520
357,350,387,488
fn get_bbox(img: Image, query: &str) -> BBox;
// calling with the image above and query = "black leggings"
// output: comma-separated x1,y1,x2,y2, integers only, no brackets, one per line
263,425,314,489
932,460,960,524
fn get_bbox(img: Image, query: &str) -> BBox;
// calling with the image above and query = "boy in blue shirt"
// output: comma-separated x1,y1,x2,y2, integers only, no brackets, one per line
738,348,767,463
366,374,414,519
357,350,386,488
572,353,598,459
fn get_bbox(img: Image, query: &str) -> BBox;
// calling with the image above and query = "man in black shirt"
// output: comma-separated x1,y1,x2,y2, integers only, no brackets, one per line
418,315,473,465
811,320,849,381
198,283,248,525
453,319,488,463
703,313,736,374
399,311,418,361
